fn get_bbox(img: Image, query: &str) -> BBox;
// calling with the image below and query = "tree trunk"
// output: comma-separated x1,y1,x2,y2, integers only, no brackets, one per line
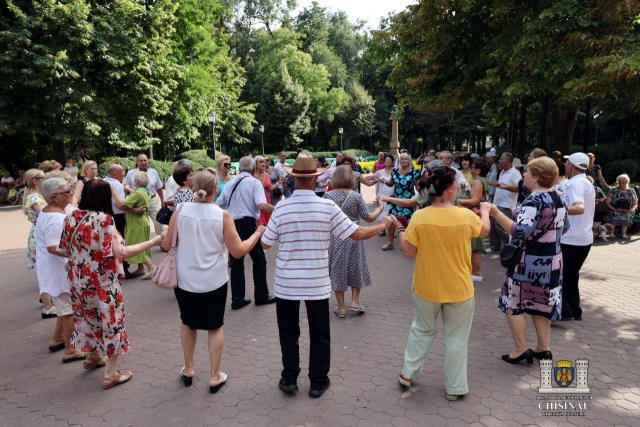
583,97,591,152
551,103,578,155
540,95,549,152
518,98,528,160
510,108,518,149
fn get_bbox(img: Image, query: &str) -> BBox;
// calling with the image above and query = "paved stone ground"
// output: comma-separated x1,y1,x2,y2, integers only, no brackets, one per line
1,185,639,426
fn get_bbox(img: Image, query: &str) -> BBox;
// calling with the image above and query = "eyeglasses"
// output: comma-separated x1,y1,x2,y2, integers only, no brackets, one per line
223,163,231,167
53,190,72,196
197,167,216,173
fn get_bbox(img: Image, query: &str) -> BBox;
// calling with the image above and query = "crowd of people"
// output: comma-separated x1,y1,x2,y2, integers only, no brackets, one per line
7,145,637,400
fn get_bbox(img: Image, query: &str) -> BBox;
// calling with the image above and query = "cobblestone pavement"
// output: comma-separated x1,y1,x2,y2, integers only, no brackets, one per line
1,186,639,426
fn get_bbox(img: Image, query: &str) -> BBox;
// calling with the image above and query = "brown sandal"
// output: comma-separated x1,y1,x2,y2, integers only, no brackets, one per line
103,371,133,390
84,357,107,370
381,243,394,251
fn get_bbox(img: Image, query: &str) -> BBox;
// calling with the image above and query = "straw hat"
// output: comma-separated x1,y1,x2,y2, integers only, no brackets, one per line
512,158,523,168
283,153,326,177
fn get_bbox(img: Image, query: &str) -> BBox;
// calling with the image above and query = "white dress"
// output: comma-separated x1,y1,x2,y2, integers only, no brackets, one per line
373,169,395,219
35,212,70,297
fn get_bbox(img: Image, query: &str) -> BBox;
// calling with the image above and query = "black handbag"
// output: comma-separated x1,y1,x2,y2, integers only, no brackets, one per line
500,192,558,272
612,198,631,210
156,206,173,225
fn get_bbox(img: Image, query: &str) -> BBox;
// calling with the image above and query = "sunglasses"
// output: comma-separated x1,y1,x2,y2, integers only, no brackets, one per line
223,163,231,167
34,176,45,180
197,167,216,173
53,190,72,197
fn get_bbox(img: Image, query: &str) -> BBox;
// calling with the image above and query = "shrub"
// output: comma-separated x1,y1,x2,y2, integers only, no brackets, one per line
604,159,639,183
97,157,137,178
344,149,375,158
174,149,218,168
148,159,175,183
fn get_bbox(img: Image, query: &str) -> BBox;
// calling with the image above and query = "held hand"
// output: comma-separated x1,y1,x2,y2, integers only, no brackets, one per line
132,206,147,215
373,197,379,207
479,201,491,215
382,216,395,229
256,225,267,235
488,203,499,217
378,178,386,183
151,235,164,246
379,196,388,203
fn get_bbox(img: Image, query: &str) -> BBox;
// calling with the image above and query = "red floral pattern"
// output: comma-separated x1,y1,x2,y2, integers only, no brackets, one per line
59,210,129,358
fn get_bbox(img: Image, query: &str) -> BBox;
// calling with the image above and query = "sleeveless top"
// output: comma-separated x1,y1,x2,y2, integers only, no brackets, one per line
176,203,228,293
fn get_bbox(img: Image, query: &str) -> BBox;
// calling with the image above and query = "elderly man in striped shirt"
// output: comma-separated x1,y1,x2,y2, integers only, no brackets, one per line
262,153,393,398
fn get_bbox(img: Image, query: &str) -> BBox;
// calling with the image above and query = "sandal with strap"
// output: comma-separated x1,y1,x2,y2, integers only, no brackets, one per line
350,304,365,314
103,371,133,390
84,357,107,370
334,307,346,318
381,243,394,251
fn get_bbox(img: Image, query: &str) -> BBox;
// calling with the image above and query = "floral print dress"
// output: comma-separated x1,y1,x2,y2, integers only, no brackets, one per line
25,193,47,270
388,167,421,220
498,191,568,321
58,210,129,358
607,187,638,226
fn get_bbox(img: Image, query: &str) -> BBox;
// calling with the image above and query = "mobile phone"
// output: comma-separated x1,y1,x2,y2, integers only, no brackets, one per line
397,216,409,228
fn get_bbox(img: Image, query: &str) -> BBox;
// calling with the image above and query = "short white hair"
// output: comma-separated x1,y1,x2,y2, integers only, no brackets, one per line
40,178,68,203
399,152,412,161
239,156,255,173
134,171,149,187
617,174,630,184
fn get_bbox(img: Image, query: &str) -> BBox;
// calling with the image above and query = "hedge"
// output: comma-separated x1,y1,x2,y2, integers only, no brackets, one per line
174,149,218,168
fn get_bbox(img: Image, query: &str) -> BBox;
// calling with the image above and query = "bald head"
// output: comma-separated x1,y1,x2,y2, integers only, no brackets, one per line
107,164,125,182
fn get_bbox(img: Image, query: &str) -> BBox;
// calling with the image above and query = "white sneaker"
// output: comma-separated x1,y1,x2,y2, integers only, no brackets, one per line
471,275,483,282
622,234,630,240
485,249,494,253
598,226,608,241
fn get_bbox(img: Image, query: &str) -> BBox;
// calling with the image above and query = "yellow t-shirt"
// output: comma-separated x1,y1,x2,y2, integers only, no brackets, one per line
404,206,482,303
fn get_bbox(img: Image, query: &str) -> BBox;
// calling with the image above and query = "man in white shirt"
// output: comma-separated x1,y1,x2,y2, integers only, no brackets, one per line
261,153,392,398
487,152,522,252
560,152,596,321
274,152,288,175
123,154,164,237
437,151,467,192
329,152,344,169
104,164,146,279
485,152,498,201
163,159,193,210
216,156,275,310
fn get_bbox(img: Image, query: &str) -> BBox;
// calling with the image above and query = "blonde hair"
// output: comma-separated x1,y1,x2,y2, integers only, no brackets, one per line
134,171,149,188
45,170,72,183
23,169,45,214
530,148,547,159
81,161,97,178
527,157,558,188
193,169,218,200
216,155,230,174
254,156,267,169
399,152,412,161
331,165,355,190
617,174,630,184
38,160,62,173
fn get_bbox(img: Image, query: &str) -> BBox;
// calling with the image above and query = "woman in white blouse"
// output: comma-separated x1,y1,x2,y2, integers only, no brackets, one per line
161,168,266,394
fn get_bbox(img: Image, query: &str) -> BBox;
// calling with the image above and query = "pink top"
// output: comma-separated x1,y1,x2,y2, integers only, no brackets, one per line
255,173,272,226
373,160,386,173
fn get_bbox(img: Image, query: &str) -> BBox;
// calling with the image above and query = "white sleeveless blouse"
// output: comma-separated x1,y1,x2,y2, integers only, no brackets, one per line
176,202,228,293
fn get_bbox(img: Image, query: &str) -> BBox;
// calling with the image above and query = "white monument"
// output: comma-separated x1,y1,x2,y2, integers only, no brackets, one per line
390,105,399,158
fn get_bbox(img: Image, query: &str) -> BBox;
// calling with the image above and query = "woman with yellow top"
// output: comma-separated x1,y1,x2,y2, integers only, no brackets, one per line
393,167,490,401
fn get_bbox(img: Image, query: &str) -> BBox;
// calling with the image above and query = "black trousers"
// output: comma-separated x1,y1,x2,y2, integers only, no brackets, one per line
276,298,330,389
561,244,591,319
112,213,130,271
229,217,269,304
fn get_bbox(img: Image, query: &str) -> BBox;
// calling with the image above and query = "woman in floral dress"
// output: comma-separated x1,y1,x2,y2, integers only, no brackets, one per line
379,153,420,250
58,179,163,389
604,174,638,239
23,169,57,318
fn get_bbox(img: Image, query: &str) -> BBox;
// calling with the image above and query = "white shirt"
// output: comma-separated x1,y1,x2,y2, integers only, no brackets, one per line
262,190,359,300
1,176,15,186
35,212,69,297
487,163,498,196
315,168,333,193
274,162,288,176
451,161,460,169
123,167,163,196
163,176,179,210
561,174,596,246
453,168,468,191
104,177,125,215
330,161,338,170
493,167,522,210
552,178,571,205
176,203,228,292
215,172,266,220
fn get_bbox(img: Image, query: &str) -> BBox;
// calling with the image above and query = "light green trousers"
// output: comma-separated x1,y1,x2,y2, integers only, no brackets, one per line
402,293,475,395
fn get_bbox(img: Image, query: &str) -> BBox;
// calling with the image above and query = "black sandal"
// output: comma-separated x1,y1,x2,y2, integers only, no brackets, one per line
180,367,193,387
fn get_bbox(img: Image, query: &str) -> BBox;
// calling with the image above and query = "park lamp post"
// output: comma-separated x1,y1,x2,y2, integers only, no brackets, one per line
338,127,344,152
259,125,265,156
207,111,217,156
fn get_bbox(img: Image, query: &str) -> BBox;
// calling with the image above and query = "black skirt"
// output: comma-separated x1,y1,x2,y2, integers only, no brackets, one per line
174,283,227,330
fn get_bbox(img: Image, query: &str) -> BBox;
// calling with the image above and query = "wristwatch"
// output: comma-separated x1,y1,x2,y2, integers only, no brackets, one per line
397,228,406,233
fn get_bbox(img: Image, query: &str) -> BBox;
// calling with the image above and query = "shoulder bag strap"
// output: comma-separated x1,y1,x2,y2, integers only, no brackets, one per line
170,203,185,250
340,190,353,210
228,176,248,205
523,191,558,251
68,212,92,247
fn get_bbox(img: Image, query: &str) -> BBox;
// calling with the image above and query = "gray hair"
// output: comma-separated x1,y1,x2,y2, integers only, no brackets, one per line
440,151,453,160
40,178,68,203
428,159,445,171
134,171,150,188
502,152,514,164
173,159,193,171
239,156,255,173
617,174,630,184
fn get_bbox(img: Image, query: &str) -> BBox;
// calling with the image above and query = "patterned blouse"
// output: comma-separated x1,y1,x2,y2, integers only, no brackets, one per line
174,188,195,205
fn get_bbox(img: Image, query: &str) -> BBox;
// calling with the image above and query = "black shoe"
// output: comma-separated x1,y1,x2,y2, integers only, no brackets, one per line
278,379,298,393
574,316,582,321
531,350,553,360
502,349,533,364
231,299,251,310
124,272,137,280
309,380,330,398
255,296,276,306
48,343,65,353
378,230,386,237
559,316,573,321
180,367,193,387
209,372,227,394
